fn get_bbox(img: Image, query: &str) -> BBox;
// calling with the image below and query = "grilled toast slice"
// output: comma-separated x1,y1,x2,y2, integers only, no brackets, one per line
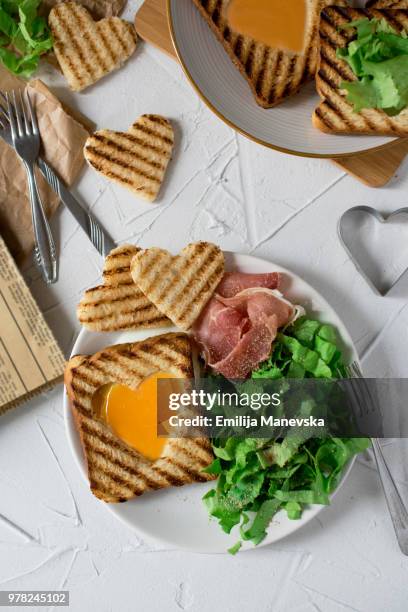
313,6,408,136
84,115,174,202
192,0,347,108
77,244,171,332
366,1,408,7
42,0,126,20
49,2,137,92
130,242,225,331
65,332,215,503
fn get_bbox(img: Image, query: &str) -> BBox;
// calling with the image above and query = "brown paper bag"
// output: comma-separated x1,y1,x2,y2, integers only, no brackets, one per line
0,67,90,264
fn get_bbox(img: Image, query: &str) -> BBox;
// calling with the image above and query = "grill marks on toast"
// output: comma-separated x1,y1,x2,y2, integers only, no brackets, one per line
65,333,215,503
367,1,408,8
77,245,171,332
131,242,225,330
313,7,408,136
103,245,139,286
84,115,174,202
91,134,167,173
49,2,137,92
42,0,127,21
192,0,347,108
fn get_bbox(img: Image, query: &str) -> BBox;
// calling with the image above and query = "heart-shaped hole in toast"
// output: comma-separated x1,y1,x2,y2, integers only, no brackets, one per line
92,374,187,461
130,242,225,330
84,115,174,202
49,2,137,92
64,333,215,503
339,207,408,295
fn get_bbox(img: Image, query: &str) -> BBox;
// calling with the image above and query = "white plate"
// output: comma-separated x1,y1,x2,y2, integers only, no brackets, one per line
64,252,357,553
168,0,398,158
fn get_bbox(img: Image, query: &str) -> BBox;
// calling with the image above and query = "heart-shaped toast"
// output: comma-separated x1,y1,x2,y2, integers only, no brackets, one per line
64,332,215,503
84,115,174,202
130,242,225,330
49,2,137,92
43,0,126,21
77,244,171,332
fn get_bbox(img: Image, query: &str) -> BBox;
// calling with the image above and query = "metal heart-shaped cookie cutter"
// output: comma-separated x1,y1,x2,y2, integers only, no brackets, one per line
338,206,408,297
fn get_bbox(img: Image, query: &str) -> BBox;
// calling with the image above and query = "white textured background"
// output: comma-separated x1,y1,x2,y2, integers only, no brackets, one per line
1,1,408,610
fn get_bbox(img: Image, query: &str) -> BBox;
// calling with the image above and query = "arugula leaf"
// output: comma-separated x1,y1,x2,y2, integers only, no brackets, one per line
213,446,233,461
227,541,242,555
292,318,320,347
0,0,52,77
252,362,282,379
337,17,408,115
202,489,241,534
253,318,342,380
262,434,310,469
240,499,282,545
274,487,329,506
315,335,337,365
226,469,265,511
285,501,302,520
278,334,333,378
202,458,223,475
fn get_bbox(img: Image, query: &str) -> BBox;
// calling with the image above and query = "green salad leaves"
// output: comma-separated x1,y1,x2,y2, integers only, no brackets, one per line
338,17,408,115
0,0,53,77
254,317,345,380
202,317,371,553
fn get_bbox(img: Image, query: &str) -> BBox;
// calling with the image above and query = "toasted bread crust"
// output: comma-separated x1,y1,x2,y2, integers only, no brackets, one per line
84,115,174,202
131,242,225,331
42,0,126,20
65,333,215,503
313,6,408,136
49,2,137,92
103,244,141,286
192,0,347,108
366,1,408,8
78,244,171,332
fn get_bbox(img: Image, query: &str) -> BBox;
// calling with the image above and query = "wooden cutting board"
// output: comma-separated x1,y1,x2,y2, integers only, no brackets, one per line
135,0,408,187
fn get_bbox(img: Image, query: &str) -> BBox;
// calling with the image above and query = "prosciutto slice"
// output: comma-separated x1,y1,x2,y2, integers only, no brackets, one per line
213,315,279,379
193,299,249,364
193,276,295,379
219,288,294,329
216,272,280,298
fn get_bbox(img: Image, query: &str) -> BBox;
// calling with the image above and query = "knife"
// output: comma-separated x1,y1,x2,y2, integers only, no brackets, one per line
37,158,116,258
0,91,116,259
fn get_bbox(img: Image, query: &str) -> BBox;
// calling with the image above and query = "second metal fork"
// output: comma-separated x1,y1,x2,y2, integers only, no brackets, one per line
344,361,408,556
7,90,57,284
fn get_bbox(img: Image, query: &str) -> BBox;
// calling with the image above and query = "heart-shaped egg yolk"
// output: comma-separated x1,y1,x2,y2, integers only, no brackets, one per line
227,0,307,54
93,373,179,461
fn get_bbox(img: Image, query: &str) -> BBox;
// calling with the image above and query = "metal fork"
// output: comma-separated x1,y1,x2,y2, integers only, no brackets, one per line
344,361,408,555
0,92,115,259
6,90,57,284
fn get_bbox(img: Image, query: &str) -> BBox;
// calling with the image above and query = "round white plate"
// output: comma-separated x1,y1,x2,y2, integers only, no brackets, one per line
64,252,357,553
168,0,397,158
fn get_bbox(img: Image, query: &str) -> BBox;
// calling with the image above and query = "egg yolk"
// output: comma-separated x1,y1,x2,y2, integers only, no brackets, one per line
227,0,307,54
93,372,177,461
